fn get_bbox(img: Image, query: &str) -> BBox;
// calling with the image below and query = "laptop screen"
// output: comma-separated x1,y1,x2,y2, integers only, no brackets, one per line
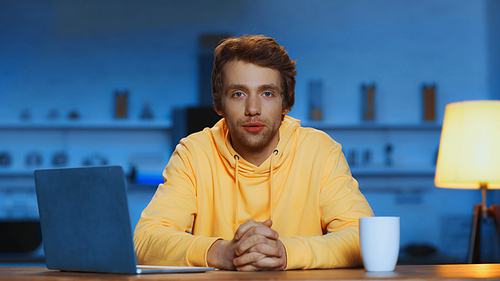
35,166,138,274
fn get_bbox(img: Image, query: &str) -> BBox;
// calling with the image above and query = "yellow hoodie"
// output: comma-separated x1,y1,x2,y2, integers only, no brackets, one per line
134,116,373,269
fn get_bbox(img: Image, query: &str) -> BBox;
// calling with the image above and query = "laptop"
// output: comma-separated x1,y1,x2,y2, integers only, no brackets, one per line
34,165,214,274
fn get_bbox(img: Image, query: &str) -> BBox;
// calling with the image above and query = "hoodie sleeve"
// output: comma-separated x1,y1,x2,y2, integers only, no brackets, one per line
133,144,220,267
280,145,374,270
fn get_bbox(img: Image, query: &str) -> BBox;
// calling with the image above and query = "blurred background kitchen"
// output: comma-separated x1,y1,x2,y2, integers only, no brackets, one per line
1,0,500,266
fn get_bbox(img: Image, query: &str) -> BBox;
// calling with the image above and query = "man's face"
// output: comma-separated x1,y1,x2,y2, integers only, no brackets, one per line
217,60,290,155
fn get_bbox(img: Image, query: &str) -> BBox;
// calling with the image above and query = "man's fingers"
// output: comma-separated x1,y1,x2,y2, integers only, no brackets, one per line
235,234,269,256
234,220,275,240
234,219,259,240
247,243,282,257
236,241,282,258
254,257,284,269
236,263,285,272
235,233,278,256
262,219,273,228
233,252,284,269
233,252,265,267
237,224,279,244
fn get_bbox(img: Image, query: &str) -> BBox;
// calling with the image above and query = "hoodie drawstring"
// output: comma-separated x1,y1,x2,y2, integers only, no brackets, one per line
233,150,278,230
234,154,240,229
270,149,278,222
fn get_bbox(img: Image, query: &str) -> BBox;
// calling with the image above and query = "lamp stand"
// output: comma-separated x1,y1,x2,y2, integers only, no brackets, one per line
467,184,500,263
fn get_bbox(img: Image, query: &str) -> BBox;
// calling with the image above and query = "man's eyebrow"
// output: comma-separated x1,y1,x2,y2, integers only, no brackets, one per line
226,84,248,91
258,84,280,92
224,83,281,94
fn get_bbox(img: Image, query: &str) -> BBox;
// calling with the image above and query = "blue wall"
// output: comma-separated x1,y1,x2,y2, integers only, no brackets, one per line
0,0,493,122
1,0,499,264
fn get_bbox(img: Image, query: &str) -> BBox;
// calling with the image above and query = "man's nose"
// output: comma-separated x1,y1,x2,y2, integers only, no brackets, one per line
245,95,261,116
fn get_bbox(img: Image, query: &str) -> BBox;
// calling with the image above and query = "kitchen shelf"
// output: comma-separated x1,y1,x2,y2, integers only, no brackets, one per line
302,121,442,131
0,120,172,130
351,166,436,177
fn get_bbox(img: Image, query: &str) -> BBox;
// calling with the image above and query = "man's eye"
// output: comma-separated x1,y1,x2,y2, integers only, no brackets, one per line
233,92,243,97
263,92,273,97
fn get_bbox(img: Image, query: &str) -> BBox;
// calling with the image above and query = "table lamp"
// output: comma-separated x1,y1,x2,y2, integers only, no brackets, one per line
435,100,500,263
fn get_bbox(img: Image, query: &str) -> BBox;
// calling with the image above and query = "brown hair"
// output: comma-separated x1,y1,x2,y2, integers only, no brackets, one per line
211,35,297,113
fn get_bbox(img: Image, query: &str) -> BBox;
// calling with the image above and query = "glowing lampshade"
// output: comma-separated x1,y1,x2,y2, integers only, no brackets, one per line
435,100,500,189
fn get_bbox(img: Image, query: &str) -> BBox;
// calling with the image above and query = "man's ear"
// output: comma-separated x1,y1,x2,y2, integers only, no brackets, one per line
215,101,224,117
282,107,291,115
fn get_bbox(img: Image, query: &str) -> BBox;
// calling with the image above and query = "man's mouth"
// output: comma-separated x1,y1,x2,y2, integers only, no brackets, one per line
243,122,265,132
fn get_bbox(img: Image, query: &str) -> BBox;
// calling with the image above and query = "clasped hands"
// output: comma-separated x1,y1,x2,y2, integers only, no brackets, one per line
207,219,286,271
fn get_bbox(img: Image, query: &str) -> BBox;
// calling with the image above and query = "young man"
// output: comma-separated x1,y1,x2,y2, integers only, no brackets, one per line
134,35,373,271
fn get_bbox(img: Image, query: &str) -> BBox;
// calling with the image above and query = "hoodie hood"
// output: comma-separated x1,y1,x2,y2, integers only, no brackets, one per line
211,115,301,173
209,115,301,229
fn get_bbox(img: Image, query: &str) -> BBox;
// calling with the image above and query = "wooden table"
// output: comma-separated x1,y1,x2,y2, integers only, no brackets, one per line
1,264,500,280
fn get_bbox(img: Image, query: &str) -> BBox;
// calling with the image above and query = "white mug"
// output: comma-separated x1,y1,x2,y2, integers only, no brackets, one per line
359,216,400,272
